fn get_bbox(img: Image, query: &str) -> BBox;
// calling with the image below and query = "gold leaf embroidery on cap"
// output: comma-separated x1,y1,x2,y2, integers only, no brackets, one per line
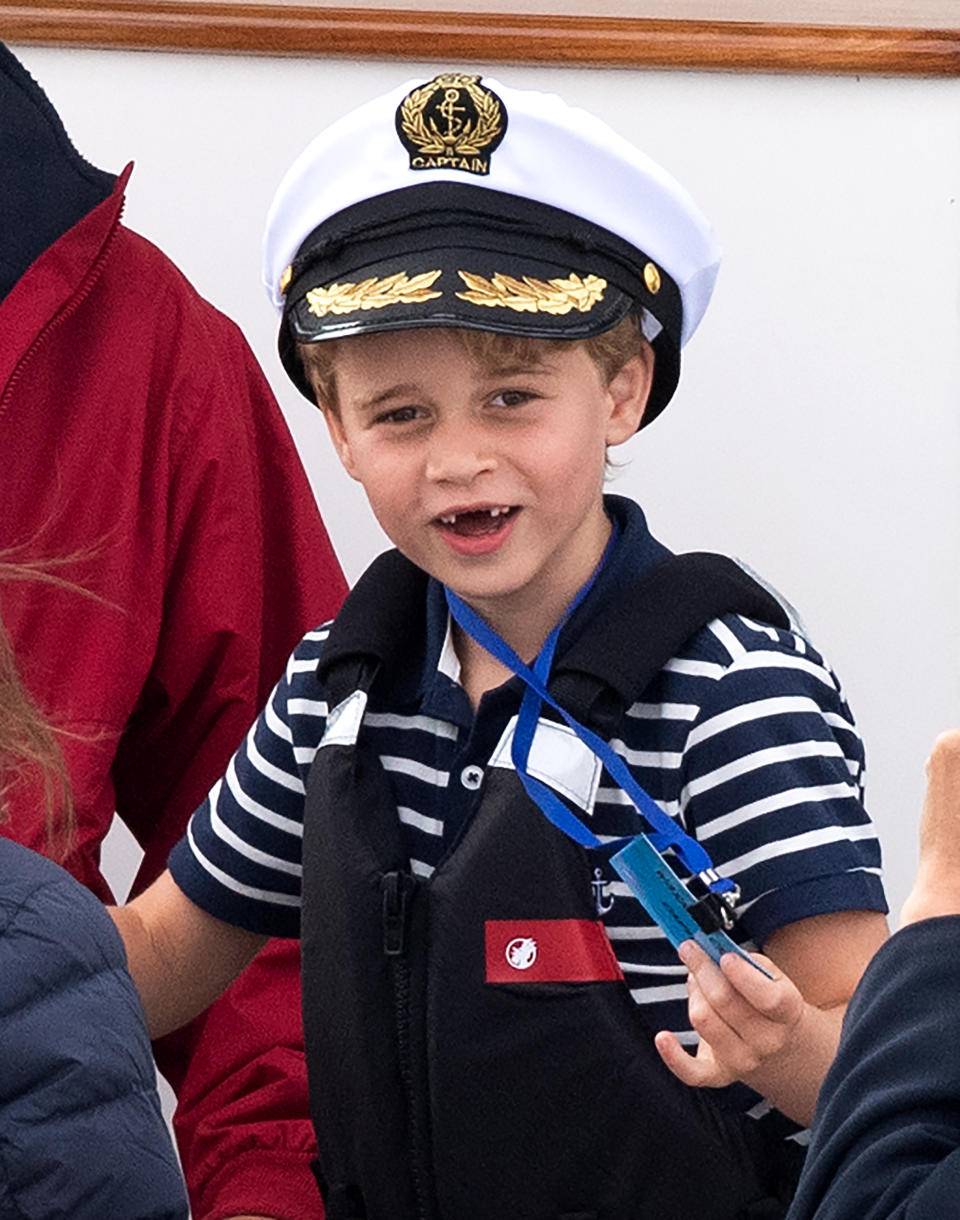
304,270,443,318
397,74,506,176
279,265,293,295
456,271,607,315
643,262,661,294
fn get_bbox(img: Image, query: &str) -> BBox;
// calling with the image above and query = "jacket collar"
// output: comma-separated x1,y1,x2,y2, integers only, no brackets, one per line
0,165,130,398
0,43,115,302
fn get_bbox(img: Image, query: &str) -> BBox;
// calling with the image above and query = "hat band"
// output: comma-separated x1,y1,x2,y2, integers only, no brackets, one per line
284,182,681,342
278,182,684,427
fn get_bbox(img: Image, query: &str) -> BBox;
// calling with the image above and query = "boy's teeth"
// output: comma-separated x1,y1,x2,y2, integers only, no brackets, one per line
439,506,511,525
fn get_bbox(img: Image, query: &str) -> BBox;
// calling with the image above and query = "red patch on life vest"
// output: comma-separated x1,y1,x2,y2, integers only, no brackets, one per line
485,919,624,984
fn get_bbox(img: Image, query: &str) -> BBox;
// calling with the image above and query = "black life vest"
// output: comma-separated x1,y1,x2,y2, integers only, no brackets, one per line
301,548,804,1220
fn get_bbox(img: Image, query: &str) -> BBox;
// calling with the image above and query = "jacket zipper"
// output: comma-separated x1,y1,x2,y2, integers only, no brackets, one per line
381,869,433,1220
0,205,123,419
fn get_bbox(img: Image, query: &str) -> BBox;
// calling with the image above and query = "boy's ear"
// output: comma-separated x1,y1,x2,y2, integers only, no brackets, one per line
605,346,655,443
321,407,361,481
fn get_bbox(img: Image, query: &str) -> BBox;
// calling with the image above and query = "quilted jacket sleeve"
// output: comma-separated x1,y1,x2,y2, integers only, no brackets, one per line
0,840,188,1219
787,918,960,1220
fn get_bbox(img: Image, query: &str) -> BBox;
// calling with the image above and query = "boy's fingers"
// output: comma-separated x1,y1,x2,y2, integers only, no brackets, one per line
687,960,755,1034
654,1030,727,1089
680,942,758,1034
676,938,710,971
678,943,801,1063
686,974,774,1073
719,952,803,1027
680,941,796,1026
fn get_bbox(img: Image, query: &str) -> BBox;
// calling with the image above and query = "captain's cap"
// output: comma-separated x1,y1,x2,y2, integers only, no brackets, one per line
263,73,721,425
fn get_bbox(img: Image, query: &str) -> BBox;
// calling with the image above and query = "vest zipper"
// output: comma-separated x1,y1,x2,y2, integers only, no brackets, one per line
381,869,434,1220
382,868,413,956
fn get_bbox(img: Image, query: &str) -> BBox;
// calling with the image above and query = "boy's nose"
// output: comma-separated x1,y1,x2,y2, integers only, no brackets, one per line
424,420,496,485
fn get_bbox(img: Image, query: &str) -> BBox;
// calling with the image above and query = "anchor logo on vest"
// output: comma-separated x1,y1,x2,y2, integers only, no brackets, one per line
505,936,538,971
592,867,615,915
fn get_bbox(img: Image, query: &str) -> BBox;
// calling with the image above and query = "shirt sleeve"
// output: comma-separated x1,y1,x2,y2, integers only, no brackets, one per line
167,626,331,939
678,616,887,946
786,918,960,1220
110,307,346,1220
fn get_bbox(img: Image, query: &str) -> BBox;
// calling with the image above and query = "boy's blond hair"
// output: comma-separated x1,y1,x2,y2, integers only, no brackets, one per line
298,310,649,414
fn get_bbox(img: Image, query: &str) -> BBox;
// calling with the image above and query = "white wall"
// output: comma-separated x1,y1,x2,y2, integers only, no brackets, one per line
12,42,960,928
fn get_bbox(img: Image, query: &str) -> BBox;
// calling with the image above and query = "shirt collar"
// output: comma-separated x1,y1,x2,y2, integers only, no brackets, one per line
416,494,671,717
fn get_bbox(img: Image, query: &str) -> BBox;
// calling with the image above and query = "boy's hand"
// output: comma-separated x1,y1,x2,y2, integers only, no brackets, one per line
654,942,803,1089
654,940,831,1126
900,729,960,928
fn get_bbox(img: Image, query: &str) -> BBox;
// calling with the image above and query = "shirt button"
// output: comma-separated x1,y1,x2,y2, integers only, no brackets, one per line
460,764,484,791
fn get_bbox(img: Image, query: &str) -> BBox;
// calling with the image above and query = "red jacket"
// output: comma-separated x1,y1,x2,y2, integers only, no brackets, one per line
0,166,345,1219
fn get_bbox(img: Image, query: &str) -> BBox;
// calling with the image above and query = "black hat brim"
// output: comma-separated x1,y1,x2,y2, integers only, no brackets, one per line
279,182,682,427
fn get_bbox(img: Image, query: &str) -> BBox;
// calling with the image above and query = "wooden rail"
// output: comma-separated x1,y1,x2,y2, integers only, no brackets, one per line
2,2,959,75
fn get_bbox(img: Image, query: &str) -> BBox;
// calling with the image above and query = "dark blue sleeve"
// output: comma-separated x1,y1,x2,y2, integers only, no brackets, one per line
787,917,960,1220
0,844,189,1219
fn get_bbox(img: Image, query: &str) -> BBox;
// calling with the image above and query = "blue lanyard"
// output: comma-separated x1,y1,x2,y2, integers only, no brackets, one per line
442,532,739,904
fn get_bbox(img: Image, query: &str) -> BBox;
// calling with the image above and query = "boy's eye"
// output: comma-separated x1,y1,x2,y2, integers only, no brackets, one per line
374,405,422,425
491,389,535,408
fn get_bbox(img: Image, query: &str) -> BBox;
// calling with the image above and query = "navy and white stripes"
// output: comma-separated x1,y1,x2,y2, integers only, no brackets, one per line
171,610,883,1043
164,497,886,1147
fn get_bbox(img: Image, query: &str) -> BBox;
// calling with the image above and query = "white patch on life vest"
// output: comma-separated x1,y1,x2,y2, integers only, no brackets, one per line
319,689,368,748
488,715,602,815
505,937,538,970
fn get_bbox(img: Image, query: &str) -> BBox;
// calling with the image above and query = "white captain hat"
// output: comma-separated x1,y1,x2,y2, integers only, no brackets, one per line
263,72,721,426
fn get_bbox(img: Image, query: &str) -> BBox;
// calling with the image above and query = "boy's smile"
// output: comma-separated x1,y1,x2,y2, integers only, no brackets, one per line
321,327,652,654
435,503,518,552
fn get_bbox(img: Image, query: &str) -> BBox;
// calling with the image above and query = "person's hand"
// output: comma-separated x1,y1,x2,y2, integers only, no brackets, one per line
654,940,831,1126
654,941,804,1089
900,729,960,928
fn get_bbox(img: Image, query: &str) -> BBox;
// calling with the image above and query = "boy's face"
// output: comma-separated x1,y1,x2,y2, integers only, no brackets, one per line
320,327,652,628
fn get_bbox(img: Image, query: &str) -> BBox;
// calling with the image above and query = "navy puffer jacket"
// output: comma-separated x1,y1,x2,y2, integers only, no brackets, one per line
0,836,188,1219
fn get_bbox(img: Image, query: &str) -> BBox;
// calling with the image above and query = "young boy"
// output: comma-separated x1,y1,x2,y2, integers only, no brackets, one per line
114,74,889,1219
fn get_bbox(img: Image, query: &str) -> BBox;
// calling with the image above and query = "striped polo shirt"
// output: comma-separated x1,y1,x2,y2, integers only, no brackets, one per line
170,495,885,1132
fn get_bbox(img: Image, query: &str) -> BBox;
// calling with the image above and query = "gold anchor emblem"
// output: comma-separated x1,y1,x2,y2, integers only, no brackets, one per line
396,73,507,176
437,88,468,143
